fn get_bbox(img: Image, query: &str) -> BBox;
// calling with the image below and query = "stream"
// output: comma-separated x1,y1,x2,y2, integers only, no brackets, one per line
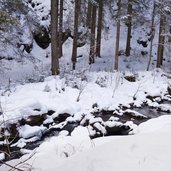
0,99,171,164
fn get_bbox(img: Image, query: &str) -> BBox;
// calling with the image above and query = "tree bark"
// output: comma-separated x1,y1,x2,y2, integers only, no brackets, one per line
125,0,132,57
59,0,64,58
71,0,80,70
86,1,92,28
96,0,103,57
157,14,165,68
114,0,121,70
51,0,60,75
147,1,156,71
89,4,97,64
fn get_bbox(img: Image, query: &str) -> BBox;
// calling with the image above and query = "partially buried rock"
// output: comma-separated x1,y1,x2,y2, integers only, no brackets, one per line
106,125,130,136
167,85,171,95
26,114,47,126
53,113,71,123
124,75,136,82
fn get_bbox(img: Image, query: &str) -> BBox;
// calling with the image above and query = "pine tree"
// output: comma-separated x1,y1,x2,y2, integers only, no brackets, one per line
89,3,97,64
51,0,60,75
96,0,103,57
125,0,132,57
86,1,92,28
147,1,156,71
59,0,64,58
71,0,80,70
114,0,121,70
157,13,165,68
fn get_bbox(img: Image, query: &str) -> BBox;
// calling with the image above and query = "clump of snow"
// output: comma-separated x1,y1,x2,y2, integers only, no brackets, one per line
18,125,47,139
12,137,40,148
158,104,171,112
20,102,48,117
0,153,5,161
124,109,148,118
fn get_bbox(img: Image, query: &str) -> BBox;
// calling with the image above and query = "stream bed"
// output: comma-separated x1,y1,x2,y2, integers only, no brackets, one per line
0,99,171,164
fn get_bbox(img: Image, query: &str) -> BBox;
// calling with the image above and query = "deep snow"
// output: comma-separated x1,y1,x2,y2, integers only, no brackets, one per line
1,115,171,171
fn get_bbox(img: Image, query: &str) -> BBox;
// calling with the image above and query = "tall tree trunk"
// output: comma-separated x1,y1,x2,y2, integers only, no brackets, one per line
169,25,171,60
89,4,97,64
147,1,156,71
59,0,64,58
51,0,60,75
86,1,92,28
71,0,80,70
157,14,165,68
160,16,165,66
114,0,121,70
125,0,132,57
96,0,103,57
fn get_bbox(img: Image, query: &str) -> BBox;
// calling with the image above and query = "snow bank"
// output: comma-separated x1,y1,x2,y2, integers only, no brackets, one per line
1,116,171,171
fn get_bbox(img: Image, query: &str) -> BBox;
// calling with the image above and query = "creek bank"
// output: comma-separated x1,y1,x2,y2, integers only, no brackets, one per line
0,97,171,163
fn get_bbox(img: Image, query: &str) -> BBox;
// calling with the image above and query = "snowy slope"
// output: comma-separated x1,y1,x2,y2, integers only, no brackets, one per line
0,70,169,125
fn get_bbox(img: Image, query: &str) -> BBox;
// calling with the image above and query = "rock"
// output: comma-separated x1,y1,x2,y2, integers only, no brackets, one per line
0,145,21,162
18,125,47,139
167,85,171,95
53,113,71,123
122,110,149,125
17,43,33,53
33,26,50,49
47,110,55,116
141,51,148,56
25,114,47,126
137,39,148,48
106,125,130,136
62,122,79,134
124,75,136,82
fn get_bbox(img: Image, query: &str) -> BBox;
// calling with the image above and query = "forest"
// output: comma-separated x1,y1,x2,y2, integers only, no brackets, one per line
0,0,171,171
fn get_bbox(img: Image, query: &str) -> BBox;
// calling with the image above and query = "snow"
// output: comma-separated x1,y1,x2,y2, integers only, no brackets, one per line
0,0,171,170
0,69,169,126
18,124,47,139
54,133,171,171
122,109,148,118
1,116,171,171
135,115,171,134
0,153,5,161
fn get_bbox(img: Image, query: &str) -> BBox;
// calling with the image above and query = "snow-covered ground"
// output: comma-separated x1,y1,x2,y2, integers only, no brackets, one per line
1,0,171,170
0,69,170,125
0,67,171,170
1,115,171,171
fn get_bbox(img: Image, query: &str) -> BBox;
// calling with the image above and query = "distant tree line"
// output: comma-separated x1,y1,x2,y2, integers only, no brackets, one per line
0,0,171,74
50,0,171,75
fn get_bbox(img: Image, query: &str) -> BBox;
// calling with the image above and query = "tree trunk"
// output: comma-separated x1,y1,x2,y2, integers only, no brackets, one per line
114,0,121,70
157,14,165,68
86,1,92,28
71,0,80,70
89,4,97,64
147,1,156,71
125,0,132,57
51,0,60,75
169,25,171,60
96,0,103,57
160,17,165,66
59,0,64,58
